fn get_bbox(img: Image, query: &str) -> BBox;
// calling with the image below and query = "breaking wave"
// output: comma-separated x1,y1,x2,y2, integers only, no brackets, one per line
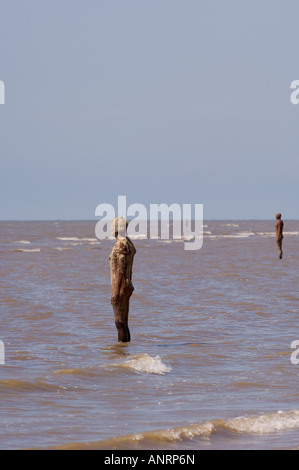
105,353,172,375
206,231,299,240
11,248,41,253
52,409,299,450
56,237,98,242
52,247,72,251
225,409,299,434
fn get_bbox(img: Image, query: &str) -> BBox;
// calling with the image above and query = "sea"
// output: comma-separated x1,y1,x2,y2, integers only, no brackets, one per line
1,220,299,451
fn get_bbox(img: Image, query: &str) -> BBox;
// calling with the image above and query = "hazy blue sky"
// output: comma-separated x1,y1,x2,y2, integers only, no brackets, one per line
0,0,298,220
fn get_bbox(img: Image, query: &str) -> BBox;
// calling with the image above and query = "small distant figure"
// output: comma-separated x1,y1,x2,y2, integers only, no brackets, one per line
109,217,136,342
275,213,284,259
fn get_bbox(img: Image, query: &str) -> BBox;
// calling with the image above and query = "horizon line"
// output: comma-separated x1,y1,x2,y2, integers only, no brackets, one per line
0,218,297,222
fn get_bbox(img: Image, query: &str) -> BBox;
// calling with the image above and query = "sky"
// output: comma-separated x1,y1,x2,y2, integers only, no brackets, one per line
0,0,298,220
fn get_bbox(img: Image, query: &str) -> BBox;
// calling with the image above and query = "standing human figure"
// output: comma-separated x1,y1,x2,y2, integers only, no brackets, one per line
275,213,284,259
109,217,136,342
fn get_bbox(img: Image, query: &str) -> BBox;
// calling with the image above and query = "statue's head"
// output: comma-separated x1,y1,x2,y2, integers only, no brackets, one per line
111,216,128,238
276,213,282,220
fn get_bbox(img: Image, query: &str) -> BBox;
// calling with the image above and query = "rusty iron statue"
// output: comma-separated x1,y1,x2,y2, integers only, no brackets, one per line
109,217,136,342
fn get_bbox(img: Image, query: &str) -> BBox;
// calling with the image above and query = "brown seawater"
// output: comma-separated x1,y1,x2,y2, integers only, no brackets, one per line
1,220,299,450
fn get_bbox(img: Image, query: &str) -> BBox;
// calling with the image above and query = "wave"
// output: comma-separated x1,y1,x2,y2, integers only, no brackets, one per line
208,232,255,239
221,224,240,227
52,247,72,251
255,231,299,237
11,248,41,253
105,353,172,375
0,378,62,392
256,232,276,237
56,237,98,242
14,240,31,244
128,234,147,240
284,231,299,237
224,232,255,238
207,231,299,240
53,367,99,378
225,410,299,434
52,409,299,450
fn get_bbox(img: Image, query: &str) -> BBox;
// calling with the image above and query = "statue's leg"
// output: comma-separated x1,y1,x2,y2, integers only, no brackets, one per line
276,239,283,259
112,292,131,343
115,319,130,343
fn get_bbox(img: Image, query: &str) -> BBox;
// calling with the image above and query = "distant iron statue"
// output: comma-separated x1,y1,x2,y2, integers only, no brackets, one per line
109,217,136,342
275,213,284,259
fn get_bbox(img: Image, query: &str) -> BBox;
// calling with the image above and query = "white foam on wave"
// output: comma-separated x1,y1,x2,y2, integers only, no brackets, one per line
131,422,215,444
231,232,255,238
224,224,239,227
128,234,147,240
137,409,299,442
14,240,31,244
256,232,275,237
56,237,98,242
244,230,299,238
225,409,299,434
54,409,299,449
12,248,41,253
107,353,172,375
284,231,299,237
53,247,72,251
209,232,255,239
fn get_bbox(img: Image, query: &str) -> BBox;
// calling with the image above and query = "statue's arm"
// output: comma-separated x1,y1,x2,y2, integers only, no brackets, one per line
110,242,126,300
